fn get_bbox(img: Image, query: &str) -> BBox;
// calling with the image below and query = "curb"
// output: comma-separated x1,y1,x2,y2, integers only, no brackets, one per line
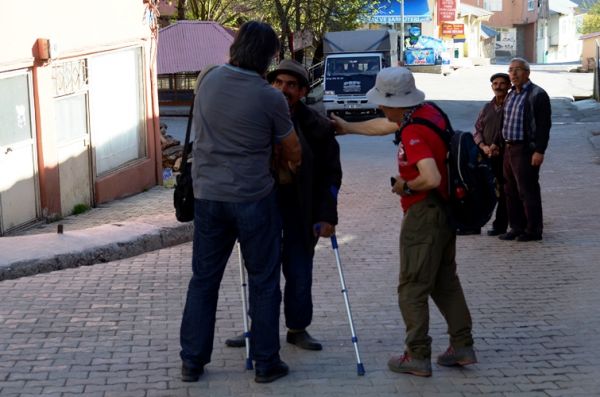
0,222,193,281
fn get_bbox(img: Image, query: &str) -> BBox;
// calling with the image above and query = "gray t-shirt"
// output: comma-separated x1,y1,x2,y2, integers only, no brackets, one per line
192,64,293,202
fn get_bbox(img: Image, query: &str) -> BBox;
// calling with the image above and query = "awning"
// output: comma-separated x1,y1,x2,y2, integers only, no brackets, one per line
481,24,497,39
369,0,432,24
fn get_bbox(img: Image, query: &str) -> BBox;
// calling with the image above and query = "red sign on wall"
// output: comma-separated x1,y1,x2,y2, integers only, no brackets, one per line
438,0,457,24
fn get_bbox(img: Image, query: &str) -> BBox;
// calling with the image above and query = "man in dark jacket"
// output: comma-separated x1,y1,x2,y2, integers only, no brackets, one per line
458,72,510,236
499,57,551,242
226,59,342,350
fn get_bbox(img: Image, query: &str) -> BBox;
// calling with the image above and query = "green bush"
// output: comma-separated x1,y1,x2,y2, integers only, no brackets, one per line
72,203,91,215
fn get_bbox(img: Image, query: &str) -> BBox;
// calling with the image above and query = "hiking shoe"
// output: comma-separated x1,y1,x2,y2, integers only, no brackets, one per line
225,333,246,348
387,353,432,377
437,346,477,367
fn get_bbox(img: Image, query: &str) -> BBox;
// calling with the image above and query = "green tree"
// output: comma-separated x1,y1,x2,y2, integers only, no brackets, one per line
256,0,376,63
172,0,376,64
580,1,600,34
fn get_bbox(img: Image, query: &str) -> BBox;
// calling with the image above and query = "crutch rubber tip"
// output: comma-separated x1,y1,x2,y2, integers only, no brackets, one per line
246,358,253,370
357,363,365,376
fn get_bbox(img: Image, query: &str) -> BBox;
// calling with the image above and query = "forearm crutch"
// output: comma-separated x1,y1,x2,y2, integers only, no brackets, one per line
330,234,365,376
237,242,253,370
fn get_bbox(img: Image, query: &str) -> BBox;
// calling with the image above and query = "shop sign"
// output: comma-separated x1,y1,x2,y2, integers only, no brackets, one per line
437,0,456,24
441,23,464,37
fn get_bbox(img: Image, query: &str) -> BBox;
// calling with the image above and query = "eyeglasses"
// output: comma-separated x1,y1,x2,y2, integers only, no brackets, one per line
508,67,529,73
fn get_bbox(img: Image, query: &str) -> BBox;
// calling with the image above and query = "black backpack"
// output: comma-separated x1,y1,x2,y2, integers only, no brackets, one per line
397,102,498,230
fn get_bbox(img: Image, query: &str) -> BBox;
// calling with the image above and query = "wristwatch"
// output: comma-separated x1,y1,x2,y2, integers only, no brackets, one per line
402,181,414,196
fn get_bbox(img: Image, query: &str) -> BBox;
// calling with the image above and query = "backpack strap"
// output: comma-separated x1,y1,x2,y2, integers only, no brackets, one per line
408,118,451,148
396,102,454,147
180,65,219,172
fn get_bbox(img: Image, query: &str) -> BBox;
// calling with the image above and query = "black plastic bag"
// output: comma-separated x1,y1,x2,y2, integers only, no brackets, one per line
174,161,194,222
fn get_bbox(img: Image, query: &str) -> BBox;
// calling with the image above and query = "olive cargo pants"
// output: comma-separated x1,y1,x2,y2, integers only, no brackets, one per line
398,194,474,359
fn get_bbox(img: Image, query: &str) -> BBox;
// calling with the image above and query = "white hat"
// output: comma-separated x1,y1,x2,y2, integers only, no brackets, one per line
366,67,425,108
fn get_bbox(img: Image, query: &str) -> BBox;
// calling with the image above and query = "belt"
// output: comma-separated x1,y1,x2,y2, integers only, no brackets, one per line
505,140,524,145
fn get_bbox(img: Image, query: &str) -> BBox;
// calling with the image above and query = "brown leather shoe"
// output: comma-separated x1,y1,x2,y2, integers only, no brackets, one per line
286,330,322,351
255,360,289,383
181,363,204,382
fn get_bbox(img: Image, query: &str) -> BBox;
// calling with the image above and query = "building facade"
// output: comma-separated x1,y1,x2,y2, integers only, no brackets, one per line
0,1,162,235
462,0,550,62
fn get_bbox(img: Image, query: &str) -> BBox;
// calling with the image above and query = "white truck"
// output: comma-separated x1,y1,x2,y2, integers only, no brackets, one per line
321,29,399,119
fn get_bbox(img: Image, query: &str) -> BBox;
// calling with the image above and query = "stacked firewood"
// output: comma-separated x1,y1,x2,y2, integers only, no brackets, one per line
160,123,184,171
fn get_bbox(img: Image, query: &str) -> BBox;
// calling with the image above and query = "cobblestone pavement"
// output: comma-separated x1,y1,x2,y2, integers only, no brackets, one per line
1,83,600,394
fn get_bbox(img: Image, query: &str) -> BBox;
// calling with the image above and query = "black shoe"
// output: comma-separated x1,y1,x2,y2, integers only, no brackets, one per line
254,360,289,383
286,330,323,351
516,233,542,242
225,333,246,348
487,228,506,236
181,363,204,382
498,230,522,240
456,228,481,236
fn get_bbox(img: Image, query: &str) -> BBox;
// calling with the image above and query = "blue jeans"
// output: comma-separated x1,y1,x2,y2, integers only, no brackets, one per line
280,195,315,330
180,190,282,371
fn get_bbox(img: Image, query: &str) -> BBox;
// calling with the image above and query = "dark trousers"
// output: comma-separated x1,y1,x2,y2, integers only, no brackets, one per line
179,190,283,371
280,188,315,331
490,153,508,232
503,143,543,236
399,195,474,359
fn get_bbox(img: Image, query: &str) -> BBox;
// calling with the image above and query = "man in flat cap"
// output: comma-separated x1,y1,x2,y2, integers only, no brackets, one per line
458,72,511,236
226,59,342,351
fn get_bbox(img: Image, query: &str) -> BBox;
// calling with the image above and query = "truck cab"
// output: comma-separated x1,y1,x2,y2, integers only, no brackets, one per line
322,53,383,119
321,30,398,119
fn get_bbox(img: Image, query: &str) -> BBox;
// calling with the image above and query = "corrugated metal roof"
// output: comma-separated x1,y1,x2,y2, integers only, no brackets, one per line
157,21,234,75
549,0,577,15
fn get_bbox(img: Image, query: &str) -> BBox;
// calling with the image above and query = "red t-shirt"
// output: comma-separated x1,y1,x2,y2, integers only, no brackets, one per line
397,103,449,212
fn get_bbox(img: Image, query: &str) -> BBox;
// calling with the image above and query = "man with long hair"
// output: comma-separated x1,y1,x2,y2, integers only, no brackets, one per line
179,21,301,384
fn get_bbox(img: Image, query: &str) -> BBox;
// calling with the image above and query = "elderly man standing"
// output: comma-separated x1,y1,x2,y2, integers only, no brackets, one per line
225,59,342,351
499,58,551,242
459,72,511,236
179,21,301,384
332,67,475,377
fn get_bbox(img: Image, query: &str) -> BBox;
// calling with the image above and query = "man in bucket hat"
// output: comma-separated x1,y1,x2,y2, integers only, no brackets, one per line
332,67,476,377
225,59,342,352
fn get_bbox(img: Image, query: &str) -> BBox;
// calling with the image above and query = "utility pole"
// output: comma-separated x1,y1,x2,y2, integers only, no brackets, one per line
400,0,405,65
